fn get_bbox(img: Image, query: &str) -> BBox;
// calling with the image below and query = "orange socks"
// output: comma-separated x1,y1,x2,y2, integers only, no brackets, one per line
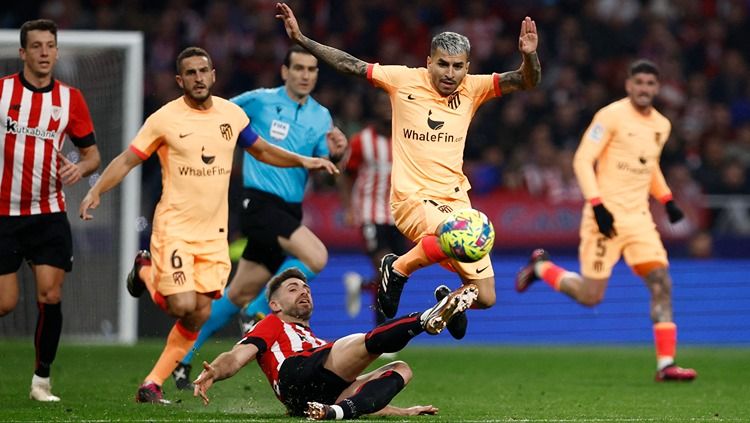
145,321,198,386
536,261,566,291
654,322,677,369
393,236,447,276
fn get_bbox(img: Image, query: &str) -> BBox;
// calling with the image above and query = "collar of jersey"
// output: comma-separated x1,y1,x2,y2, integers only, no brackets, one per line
18,72,55,93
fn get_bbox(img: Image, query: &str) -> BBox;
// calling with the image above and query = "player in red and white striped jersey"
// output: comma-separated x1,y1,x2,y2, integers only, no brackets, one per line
194,267,479,420
0,19,101,403
340,91,406,326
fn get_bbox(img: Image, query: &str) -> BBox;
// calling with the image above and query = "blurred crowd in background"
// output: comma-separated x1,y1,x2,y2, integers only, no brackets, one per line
3,0,750,240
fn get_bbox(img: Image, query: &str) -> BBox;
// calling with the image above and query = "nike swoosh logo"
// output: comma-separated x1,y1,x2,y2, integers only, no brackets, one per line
179,133,193,138
407,94,415,100
476,266,489,274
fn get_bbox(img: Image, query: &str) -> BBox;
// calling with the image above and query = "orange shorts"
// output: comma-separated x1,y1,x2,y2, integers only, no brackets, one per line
579,211,668,279
149,234,231,297
391,195,494,281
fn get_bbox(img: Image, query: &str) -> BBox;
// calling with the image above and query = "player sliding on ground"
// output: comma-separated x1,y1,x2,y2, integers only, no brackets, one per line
193,268,477,420
515,60,696,382
275,2,541,339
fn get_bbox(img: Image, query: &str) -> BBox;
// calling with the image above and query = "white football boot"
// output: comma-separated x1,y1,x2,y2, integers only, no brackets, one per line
30,375,61,402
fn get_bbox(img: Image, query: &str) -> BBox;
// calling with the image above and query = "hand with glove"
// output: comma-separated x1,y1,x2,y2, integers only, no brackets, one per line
664,200,684,223
592,201,617,238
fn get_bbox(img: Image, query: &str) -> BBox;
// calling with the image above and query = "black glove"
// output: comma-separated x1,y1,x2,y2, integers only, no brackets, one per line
593,203,617,238
665,200,684,223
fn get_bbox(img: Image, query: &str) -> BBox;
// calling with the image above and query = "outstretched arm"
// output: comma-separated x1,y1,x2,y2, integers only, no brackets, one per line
276,2,368,77
371,405,439,416
193,343,259,405
498,16,541,94
246,136,339,174
79,148,142,220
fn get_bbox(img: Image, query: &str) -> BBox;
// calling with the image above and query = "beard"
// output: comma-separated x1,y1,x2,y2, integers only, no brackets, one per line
187,89,210,103
289,304,313,320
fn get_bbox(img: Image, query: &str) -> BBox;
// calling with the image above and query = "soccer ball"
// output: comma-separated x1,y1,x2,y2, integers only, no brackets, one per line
437,208,495,262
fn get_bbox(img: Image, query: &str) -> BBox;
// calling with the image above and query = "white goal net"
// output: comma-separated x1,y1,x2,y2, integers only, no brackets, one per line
0,30,143,344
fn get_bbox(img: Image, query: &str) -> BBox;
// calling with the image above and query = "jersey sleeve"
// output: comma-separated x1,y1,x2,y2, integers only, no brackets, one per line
237,316,282,354
129,113,164,160
230,90,259,127
573,109,615,201
368,64,411,94
649,166,672,200
650,120,673,200
466,73,501,108
234,102,251,133
67,88,96,148
230,90,258,111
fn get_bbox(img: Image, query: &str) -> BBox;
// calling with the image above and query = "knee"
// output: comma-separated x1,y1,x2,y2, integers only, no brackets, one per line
38,291,62,304
166,300,197,319
474,288,496,309
307,249,328,274
0,287,18,315
391,361,413,384
578,293,604,307
0,300,17,316
227,284,255,306
172,306,210,330
193,305,212,326
37,286,62,304
167,305,190,319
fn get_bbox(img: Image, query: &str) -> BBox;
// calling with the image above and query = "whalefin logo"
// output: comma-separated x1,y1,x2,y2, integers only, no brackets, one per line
201,146,215,164
427,110,444,130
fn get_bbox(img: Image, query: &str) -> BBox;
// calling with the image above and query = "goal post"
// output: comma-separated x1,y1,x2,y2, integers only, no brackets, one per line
0,30,143,344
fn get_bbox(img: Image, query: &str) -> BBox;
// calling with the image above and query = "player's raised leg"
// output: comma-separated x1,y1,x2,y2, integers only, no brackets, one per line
377,198,457,318
514,249,602,304
308,285,476,420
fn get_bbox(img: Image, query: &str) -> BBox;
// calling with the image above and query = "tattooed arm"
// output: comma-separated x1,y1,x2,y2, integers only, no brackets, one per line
276,2,367,78
498,16,542,94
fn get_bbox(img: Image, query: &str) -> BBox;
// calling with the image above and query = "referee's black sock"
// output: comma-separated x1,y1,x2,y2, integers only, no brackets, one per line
34,302,62,378
336,370,405,418
364,313,423,354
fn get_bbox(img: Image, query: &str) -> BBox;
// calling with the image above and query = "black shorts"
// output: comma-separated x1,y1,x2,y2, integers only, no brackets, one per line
362,223,407,256
0,212,73,274
277,346,352,417
239,188,302,273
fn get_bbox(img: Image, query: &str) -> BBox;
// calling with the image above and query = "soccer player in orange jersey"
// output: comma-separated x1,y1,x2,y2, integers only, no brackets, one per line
515,60,697,382
79,47,338,403
276,2,541,338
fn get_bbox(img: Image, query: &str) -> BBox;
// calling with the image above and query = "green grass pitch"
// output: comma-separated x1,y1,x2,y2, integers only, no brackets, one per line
1,339,748,422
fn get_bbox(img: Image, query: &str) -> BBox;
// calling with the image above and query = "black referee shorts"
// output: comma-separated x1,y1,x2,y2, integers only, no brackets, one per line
0,212,73,274
239,188,303,273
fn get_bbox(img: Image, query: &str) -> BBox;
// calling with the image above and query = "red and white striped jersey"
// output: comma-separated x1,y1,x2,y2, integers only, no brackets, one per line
0,73,95,216
345,126,393,225
238,313,327,400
